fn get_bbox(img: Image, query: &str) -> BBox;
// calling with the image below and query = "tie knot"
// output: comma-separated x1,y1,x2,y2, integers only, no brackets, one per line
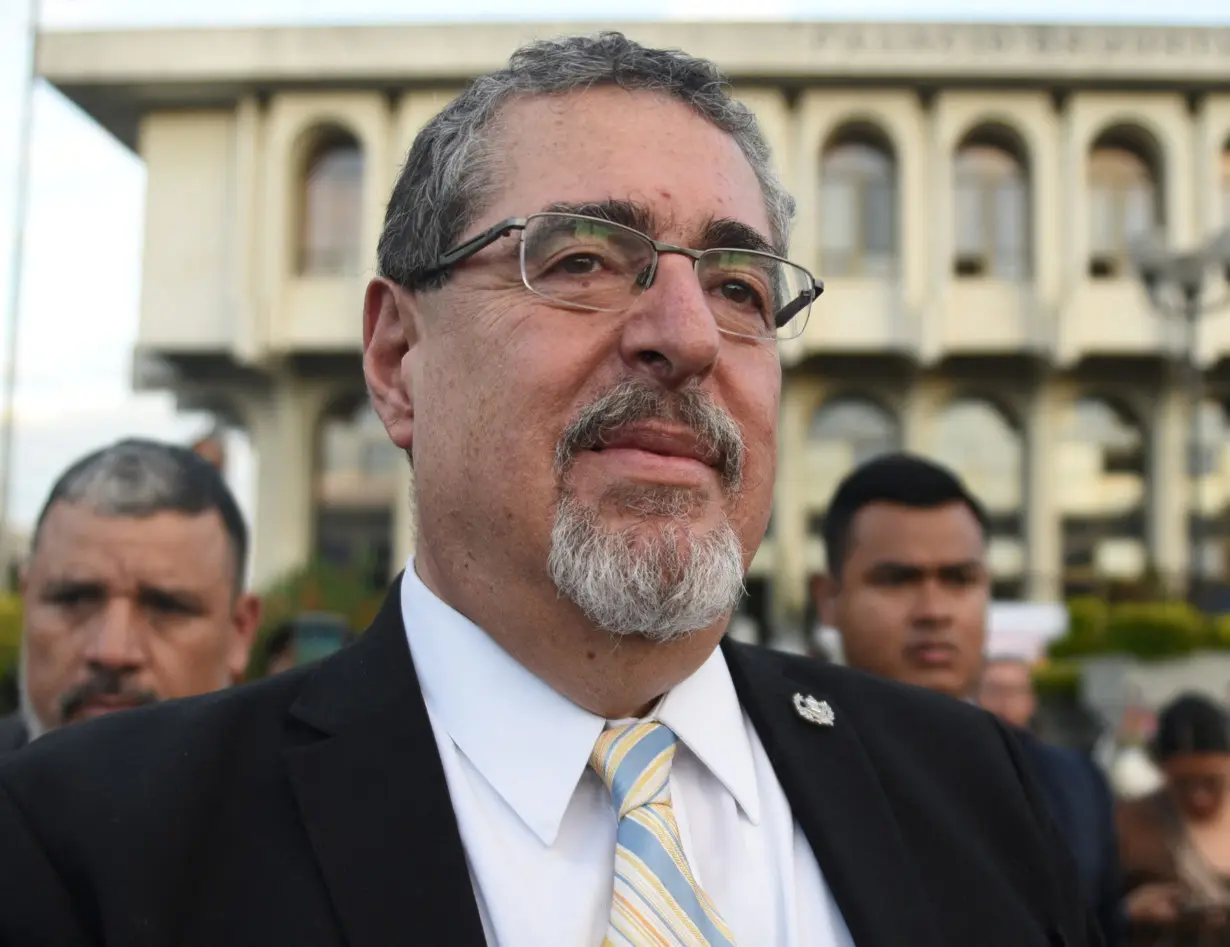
590,721,678,819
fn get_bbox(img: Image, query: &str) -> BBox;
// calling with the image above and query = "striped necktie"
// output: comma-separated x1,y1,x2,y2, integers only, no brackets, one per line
590,721,737,947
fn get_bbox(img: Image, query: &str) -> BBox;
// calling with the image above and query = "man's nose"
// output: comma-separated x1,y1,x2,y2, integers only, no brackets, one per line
618,254,722,389
910,579,955,626
82,599,145,670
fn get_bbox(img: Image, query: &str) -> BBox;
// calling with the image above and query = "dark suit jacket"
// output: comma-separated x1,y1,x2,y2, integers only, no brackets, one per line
1023,733,1125,947
0,585,1097,947
0,713,26,755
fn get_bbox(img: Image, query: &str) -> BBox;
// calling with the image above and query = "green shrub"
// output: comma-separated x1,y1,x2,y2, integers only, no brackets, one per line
0,593,22,715
246,560,385,679
1204,615,1230,651
1048,596,1109,658
1103,601,1208,661
1048,597,1221,662
1032,659,1081,698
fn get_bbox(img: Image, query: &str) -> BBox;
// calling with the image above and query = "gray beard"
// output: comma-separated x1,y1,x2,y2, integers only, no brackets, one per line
546,488,745,643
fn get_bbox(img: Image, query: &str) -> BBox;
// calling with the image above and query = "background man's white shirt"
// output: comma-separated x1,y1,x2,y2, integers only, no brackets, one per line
401,564,855,947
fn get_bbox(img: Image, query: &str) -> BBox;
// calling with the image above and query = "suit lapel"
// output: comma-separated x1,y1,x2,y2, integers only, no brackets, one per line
284,582,487,947
723,640,943,947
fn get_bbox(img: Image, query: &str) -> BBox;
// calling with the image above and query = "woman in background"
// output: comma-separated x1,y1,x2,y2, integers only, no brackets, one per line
1119,693,1230,946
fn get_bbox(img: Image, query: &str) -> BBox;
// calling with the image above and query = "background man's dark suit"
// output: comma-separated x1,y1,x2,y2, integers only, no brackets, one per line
1024,734,1125,946
0,587,1097,947
0,713,25,755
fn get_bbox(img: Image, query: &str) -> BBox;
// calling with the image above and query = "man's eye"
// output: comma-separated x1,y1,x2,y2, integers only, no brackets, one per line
143,594,192,615
719,280,763,309
47,589,94,607
554,253,603,275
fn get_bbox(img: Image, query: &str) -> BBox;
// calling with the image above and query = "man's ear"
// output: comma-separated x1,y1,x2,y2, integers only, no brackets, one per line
363,277,417,453
227,592,262,684
813,572,839,628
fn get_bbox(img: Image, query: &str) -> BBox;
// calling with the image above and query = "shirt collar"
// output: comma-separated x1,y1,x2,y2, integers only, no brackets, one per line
656,645,762,825
400,562,762,844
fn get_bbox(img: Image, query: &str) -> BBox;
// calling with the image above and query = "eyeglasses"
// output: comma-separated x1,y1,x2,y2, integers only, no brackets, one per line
417,212,823,342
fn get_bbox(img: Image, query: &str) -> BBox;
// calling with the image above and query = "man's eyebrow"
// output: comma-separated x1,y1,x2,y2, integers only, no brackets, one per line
136,584,208,611
539,202,779,256
867,559,984,573
866,561,924,574
697,217,779,256
41,578,105,597
543,199,653,234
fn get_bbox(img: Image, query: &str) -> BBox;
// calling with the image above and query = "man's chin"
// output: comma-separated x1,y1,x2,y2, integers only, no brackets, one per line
65,701,152,726
602,513,722,549
902,667,969,700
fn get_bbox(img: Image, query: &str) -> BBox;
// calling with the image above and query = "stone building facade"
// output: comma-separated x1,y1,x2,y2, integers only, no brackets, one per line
38,20,1230,642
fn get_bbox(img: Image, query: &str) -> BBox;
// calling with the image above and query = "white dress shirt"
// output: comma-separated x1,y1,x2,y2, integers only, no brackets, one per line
401,563,855,947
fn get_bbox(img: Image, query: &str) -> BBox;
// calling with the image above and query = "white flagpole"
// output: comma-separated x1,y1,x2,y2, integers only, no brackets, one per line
0,0,39,577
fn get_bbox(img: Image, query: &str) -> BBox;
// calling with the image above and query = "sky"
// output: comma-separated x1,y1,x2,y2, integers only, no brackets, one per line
0,0,1229,533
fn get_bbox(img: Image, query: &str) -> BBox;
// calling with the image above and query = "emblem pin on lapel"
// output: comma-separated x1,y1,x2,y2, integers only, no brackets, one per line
793,693,835,727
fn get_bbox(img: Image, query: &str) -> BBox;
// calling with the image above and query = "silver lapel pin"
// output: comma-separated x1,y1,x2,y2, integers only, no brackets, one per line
793,693,835,727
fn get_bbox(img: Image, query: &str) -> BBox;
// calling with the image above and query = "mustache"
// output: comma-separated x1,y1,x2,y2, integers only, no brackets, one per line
554,378,745,491
60,669,159,723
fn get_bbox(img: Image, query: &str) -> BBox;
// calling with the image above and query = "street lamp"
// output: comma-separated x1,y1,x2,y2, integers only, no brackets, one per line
1130,226,1230,606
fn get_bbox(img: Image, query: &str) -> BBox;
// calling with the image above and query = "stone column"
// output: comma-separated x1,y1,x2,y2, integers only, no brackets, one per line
231,94,266,363
1148,377,1190,593
902,374,946,455
771,381,809,631
1033,96,1063,346
918,92,946,364
1024,381,1062,601
241,377,327,591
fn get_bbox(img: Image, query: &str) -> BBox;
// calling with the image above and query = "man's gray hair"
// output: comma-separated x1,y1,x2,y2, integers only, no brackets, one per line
377,31,795,290
32,438,249,589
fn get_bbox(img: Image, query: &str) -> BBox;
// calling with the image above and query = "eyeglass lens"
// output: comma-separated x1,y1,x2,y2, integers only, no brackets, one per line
519,214,813,340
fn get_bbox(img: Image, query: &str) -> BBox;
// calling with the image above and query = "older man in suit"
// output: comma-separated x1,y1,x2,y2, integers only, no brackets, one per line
0,33,1096,947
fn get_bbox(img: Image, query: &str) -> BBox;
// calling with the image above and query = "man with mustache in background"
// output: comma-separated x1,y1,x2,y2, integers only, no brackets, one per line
0,438,260,753
0,34,1096,947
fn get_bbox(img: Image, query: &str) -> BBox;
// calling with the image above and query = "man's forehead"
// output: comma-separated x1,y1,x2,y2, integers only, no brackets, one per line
848,501,985,562
487,87,772,242
33,503,231,574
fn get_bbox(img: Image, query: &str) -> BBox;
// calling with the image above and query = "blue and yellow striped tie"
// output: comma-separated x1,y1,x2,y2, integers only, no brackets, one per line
590,721,737,947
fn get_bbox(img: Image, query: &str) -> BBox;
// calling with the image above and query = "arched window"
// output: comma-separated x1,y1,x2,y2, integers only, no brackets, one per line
820,125,897,278
809,396,900,463
806,395,901,538
1059,396,1147,594
934,398,1023,512
1088,127,1162,280
314,399,400,588
934,397,1024,597
299,128,364,277
953,127,1029,280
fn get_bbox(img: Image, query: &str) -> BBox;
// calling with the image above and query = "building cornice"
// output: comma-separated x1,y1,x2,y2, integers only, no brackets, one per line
38,20,1230,149
39,21,1230,83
